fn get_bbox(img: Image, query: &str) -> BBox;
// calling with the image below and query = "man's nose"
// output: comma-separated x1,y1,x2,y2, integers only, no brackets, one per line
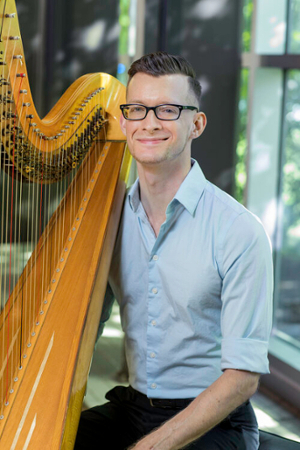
142,109,162,130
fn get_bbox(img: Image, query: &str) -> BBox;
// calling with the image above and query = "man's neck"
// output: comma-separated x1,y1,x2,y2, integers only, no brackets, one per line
137,157,191,236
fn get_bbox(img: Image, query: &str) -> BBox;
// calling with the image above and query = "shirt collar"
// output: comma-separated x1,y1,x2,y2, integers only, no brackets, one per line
128,178,141,213
173,159,206,215
128,158,206,216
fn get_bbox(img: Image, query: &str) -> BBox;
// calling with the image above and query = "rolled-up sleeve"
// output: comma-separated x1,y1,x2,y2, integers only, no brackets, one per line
219,212,273,374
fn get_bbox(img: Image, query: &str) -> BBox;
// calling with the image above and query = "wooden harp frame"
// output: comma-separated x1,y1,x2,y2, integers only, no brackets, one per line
0,1,131,448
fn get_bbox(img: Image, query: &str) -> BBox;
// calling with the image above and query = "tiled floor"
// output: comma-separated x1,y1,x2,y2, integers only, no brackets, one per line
84,303,300,444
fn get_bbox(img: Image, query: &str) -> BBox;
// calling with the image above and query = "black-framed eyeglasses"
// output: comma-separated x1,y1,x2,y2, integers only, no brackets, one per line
120,104,199,121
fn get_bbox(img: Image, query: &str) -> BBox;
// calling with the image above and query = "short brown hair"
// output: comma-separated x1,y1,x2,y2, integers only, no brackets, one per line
127,51,202,108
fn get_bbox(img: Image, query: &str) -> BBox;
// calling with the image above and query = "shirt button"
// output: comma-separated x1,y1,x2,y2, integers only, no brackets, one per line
151,383,157,389
150,352,156,358
151,320,157,326
152,288,158,294
152,254,159,261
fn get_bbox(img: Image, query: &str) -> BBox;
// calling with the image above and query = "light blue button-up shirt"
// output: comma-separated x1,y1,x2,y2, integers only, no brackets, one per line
100,159,273,399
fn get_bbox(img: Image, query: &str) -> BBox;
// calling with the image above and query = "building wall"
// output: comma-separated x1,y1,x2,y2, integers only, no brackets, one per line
144,0,242,194
17,0,120,118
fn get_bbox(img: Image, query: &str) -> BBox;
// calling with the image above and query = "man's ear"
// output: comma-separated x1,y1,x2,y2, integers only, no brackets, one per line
190,112,207,140
120,114,127,137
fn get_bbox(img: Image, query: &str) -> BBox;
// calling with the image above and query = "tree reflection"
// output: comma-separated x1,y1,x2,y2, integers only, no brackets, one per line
275,69,300,345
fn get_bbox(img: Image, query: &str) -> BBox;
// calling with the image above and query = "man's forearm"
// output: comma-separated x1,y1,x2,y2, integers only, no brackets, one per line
130,369,260,450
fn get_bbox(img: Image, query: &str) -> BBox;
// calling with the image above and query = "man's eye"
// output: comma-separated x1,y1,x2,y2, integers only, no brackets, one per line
129,106,144,112
159,106,177,114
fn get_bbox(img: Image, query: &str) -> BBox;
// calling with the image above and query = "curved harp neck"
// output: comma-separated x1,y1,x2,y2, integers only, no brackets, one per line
0,0,126,183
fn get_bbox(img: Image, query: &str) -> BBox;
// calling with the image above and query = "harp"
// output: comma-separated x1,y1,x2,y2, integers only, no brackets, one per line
0,1,131,448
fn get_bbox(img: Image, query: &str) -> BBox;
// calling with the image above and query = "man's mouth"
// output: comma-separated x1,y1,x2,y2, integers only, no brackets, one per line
137,137,169,144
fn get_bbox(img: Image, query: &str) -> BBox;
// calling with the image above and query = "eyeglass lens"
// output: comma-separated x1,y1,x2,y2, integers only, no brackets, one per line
123,105,180,120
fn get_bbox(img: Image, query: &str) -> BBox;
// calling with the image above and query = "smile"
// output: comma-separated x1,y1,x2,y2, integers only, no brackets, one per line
137,138,169,144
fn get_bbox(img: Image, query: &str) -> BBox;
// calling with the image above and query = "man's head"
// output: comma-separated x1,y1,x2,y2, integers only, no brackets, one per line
120,52,206,169
127,51,202,109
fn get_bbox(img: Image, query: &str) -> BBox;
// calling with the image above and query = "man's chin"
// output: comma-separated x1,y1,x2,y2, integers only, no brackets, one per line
130,150,168,166
134,155,168,166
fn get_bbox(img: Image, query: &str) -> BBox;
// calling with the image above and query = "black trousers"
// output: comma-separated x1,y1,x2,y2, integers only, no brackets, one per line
74,385,259,450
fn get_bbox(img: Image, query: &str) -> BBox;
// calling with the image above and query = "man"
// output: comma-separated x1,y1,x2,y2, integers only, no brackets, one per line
75,52,273,449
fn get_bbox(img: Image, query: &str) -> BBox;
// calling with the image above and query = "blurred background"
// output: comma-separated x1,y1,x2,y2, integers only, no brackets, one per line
3,0,300,441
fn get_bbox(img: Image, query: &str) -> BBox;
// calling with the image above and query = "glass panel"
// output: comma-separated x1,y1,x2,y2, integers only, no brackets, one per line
242,0,253,52
288,0,300,54
273,70,300,347
247,68,283,244
234,69,249,204
255,0,287,55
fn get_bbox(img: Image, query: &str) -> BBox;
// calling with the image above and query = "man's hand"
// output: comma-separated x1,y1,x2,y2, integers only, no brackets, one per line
127,425,176,450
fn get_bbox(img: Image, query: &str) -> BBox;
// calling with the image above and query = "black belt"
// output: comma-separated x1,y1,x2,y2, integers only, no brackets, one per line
129,386,194,410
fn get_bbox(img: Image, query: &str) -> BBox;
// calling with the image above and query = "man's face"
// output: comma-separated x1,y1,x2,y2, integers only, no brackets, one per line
120,73,205,167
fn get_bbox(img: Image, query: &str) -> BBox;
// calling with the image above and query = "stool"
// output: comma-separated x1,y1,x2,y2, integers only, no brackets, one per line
259,430,300,449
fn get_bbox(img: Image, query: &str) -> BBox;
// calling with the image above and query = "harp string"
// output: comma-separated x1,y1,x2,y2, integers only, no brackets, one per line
6,75,24,403
0,0,8,41
2,14,13,401
12,72,25,382
17,133,24,369
8,44,19,395
37,139,43,320
23,114,33,366
1,4,12,406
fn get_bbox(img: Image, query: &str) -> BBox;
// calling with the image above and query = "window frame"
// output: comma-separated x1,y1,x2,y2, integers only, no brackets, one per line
241,0,300,409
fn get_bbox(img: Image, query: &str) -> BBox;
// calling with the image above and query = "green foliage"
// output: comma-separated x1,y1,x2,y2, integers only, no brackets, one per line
234,0,253,203
118,0,130,55
279,70,300,257
117,0,131,84
234,69,249,204
289,0,300,53
242,0,253,52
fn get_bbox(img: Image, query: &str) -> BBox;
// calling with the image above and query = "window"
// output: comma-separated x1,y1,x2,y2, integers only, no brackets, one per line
238,0,300,408
273,70,300,348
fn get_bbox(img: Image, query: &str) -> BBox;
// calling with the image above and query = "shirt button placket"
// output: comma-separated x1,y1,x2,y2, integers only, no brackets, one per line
148,252,160,396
